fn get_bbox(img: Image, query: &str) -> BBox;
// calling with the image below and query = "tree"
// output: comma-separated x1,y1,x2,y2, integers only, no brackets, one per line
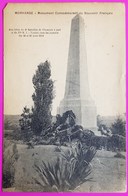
31,60,54,135
4,119,11,130
111,117,126,137
19,106,33,141
19,106,32,131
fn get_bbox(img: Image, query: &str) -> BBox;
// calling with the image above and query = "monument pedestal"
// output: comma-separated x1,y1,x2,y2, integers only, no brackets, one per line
58,98,97,131
58,98,82,125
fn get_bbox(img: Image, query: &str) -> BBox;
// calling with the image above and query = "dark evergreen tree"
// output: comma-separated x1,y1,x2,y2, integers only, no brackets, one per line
31,60,54,134
19,106,33,141
19,106,32,131
111,117,126,137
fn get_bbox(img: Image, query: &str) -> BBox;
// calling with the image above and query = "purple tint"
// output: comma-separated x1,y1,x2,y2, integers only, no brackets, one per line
0,0,127,196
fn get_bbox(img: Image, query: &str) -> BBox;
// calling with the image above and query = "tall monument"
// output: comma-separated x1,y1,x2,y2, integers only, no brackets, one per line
58,14,97,132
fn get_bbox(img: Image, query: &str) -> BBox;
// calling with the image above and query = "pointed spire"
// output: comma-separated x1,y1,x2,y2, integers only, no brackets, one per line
58,15,97,132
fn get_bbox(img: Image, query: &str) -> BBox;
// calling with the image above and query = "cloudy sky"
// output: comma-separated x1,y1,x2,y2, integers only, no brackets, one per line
4,3,126,116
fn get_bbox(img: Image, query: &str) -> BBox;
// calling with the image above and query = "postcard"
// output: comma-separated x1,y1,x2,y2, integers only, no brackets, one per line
3,3,126,192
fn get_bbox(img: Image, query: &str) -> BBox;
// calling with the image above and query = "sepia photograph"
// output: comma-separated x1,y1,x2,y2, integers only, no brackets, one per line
3,3,126,192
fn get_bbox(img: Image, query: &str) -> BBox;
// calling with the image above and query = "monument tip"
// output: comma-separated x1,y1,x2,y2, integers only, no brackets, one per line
73,13,84,21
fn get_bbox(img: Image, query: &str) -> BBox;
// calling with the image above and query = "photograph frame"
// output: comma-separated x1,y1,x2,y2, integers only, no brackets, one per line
0,0,128,195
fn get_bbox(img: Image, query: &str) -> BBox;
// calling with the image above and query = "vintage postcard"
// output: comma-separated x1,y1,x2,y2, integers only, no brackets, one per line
3,3,126,192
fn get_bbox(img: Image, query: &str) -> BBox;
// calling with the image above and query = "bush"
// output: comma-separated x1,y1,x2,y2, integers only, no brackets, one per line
19,106,32,131
3,143,20,188
111,117,126,137
114,152,125,159
110,134,125,151
34,142,96,192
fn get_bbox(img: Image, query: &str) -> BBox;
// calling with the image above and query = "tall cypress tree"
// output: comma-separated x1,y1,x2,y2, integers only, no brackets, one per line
31,60,54,135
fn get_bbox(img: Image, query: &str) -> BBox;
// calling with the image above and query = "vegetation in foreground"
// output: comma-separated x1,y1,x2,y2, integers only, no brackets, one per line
3,143,19,188
34,142,96,192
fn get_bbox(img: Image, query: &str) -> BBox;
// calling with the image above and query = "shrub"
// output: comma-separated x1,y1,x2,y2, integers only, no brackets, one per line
34,142,96,192
114,152,125,159
110,134,126,151
19,106,32,131
3,143,20,188
111,117,126,137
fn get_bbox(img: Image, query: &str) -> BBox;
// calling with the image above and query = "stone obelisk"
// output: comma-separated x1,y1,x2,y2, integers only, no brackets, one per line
58,14,97,132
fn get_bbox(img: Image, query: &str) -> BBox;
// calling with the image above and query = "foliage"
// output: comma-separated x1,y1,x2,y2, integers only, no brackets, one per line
4,115,20,131
110,134,125,151
27,141,34,149
98,124,111,136
84,134,126,151
114,152,125,159
34,142,96,192
31,60,54,135
18,106,34,142
19,106,32,131
4,120,11,130
41,110,83,146
111,117,126,137
61,110,76,126
3,143,20,188
19,60,54,138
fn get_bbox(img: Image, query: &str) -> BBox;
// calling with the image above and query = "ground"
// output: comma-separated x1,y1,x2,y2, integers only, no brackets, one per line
74,150,126,192
3,144,126,193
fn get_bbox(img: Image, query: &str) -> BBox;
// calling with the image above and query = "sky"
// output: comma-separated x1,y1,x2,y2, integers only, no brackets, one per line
4,3,126,116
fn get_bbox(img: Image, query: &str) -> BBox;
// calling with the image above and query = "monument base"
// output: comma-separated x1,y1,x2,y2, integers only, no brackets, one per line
58,97,99,135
